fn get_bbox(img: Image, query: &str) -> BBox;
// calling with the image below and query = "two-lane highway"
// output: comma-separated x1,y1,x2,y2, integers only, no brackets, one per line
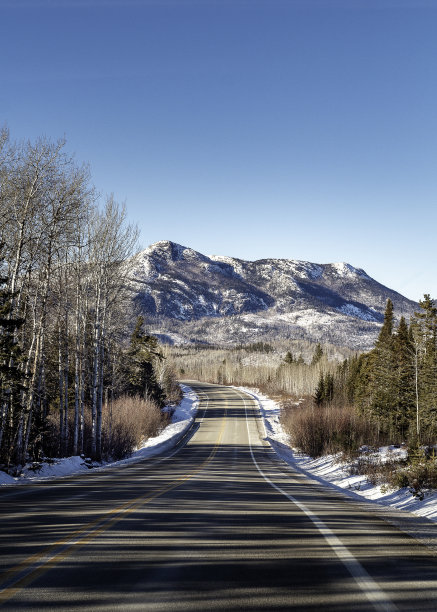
0,382,437,610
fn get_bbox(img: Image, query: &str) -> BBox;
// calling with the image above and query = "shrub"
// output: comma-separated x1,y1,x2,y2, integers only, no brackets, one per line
348,448,437,498
102,395,166,459
44,395,167,461
161,366,183,405
281,399,380,458
348,455,408,487
391,455,437,499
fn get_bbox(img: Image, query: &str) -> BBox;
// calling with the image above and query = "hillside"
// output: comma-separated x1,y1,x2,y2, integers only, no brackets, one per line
128,240,417,350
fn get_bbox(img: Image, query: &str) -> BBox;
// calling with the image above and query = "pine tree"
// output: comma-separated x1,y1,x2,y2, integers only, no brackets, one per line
0,273,25,465
393,316,415,439
311,343,323,365
324,373,334,403
125,316,165,406
349,353,373,413
284,351,294,365
410,294,437,442
378,298,394,343
314,373,325,406
366,299,397,437
314,372,334,406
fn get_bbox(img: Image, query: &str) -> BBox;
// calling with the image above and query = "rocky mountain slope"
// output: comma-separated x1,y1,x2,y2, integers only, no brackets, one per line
128,240,417,350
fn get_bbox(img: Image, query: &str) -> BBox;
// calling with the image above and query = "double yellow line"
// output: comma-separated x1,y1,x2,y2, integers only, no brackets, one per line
0,395,227,605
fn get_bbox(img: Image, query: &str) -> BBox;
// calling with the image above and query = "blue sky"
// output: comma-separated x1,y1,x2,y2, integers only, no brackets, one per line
1,0,436,302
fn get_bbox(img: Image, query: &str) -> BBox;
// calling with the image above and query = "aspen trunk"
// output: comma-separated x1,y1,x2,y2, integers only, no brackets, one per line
96,299,107,460
58,322,64,455
91,278,101,459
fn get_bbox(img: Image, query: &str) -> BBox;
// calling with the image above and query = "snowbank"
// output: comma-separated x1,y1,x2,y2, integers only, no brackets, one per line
234,386,437,524
4,383,437,528
0,384,198,486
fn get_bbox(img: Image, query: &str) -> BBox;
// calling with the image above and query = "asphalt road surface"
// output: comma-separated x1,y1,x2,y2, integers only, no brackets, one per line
0,382,437,611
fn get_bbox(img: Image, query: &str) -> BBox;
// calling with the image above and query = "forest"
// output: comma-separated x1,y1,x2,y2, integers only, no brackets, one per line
168,297,437,448
2,126,436,491
0,129,179,474
299,296,437,450
167,296,437,491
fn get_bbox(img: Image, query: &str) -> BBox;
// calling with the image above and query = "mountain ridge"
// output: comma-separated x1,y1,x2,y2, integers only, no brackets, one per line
128,240,417,350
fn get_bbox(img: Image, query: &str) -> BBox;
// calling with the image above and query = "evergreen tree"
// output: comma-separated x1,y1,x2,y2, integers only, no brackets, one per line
410,295,437,441
378,298,394,343
314,372,334,406
393,316,415,439
333,358,349,405
349,353,373,413
0,273,25,465
284,351,294,365
311,343,324,365
314,373,325,406
363,299,397,437
125,316,165,406
324,373,334,403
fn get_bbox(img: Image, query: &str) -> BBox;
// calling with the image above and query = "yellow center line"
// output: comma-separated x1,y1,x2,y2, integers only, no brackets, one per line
0,395,227,605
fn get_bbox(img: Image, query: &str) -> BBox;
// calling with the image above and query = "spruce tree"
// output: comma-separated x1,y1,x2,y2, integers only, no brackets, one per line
284,351,294,365
378,298,394,343
314,373,325,406
311,343,324,365
367,298,397,437
410,295,437,441
324,373,334,403
393,316,415,439
350,353,373,414
314,372,334,406
125,316,165,406
0,274,25,465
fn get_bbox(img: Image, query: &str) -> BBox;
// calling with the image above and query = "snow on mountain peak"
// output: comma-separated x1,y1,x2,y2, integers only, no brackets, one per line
142,240,209,264
330,262,370,279
128,241,416,350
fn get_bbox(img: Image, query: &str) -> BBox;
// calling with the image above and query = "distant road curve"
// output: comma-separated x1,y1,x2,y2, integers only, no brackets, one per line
0,382,436,611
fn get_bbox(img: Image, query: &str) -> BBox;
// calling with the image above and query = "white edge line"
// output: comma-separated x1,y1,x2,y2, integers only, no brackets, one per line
240,391,398,612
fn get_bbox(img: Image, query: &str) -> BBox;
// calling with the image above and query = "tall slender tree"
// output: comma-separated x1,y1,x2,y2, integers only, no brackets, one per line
410,295,437,442
363,299,398,437
393,316,415,438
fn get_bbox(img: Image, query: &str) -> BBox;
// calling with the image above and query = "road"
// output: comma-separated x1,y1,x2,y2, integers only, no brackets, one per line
0,382,436,611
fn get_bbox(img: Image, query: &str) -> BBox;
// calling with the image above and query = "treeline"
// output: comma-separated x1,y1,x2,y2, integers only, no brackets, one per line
300,296,437,452
344,296,437,445
166,339,349,397
0,128,178,471
281,297,437,494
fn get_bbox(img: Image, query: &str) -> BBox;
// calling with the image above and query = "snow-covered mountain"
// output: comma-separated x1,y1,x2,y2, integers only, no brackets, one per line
128,240,417,350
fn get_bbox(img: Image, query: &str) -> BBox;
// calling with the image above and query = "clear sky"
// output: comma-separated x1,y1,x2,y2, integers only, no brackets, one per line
1,0,436,302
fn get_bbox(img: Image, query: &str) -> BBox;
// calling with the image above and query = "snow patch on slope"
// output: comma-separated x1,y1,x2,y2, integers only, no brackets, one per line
331,262,370,279
338,303,378,322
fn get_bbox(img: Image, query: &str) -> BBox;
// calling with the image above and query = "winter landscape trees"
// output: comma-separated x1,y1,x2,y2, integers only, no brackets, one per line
2,126,435,487
168,294,437,459
347,296,437,445
0,129,175,472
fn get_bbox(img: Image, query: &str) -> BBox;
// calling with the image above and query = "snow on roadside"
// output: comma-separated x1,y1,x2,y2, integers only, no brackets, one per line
0,384,198,486
234,386,437,524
